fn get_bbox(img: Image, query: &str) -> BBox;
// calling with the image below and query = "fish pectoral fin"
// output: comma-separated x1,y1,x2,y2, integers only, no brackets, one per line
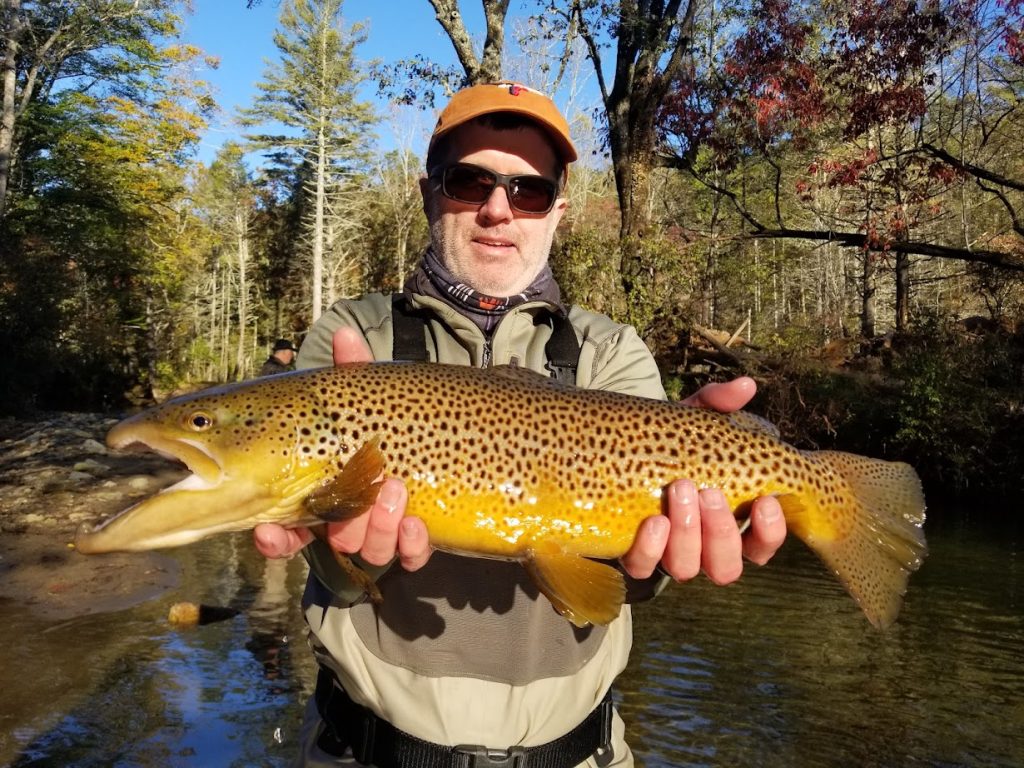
304,436,385,522
524,548,626,628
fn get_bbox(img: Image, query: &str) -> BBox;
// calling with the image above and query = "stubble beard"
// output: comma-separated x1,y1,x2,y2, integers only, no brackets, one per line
428,218,553,298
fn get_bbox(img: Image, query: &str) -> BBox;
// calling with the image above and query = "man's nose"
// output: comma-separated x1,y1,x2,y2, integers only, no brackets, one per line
477,184,514,224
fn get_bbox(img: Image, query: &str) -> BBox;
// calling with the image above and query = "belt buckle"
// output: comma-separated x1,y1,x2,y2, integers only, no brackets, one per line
453,744,528,767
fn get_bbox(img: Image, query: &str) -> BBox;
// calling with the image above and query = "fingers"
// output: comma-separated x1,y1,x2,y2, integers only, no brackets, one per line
253,523,313,559
397,517,432,572
325,477,405,564
320,477,432,572
620,514,670,579
681,376,756,413
697,488,744,584
742,495,787,565
659,480,702,581
332,327,374,365
624,480,786,585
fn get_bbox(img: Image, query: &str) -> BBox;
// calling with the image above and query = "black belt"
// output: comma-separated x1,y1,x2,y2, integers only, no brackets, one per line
314,667,614,768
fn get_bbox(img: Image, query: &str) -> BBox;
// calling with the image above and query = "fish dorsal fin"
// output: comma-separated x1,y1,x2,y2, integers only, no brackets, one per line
523,546,626,627
489,364,577,390
304,436,384,521
490,364,550,383
726,410,782,440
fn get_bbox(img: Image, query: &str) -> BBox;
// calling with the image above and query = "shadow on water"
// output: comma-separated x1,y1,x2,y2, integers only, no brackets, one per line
1,508,1021,767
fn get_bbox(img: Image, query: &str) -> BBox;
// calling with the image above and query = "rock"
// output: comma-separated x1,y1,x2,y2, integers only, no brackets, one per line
73,459,109,475
82,439,108,455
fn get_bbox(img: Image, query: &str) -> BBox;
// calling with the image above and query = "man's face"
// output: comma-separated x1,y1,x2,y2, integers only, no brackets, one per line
420,122,568,297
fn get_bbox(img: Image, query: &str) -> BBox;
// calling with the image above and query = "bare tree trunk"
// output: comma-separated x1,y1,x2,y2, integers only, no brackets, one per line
311,112,327,324
861,253,877,338
0,0,23,223
572,0,697,326
895,251,910,332
234,208,249,376
208,268,218,381
428,0,508,83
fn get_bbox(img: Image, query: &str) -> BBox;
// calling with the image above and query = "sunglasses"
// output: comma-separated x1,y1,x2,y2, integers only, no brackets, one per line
432,162,560,214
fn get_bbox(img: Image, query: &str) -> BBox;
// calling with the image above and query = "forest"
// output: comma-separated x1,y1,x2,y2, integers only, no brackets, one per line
1,0,1022,500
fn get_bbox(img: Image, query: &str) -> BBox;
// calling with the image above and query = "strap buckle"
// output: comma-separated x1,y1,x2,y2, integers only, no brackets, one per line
453,744,529,768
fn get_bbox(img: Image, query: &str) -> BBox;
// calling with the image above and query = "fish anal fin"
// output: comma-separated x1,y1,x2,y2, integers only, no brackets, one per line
524,547,625,627
305,436,385,522
330,551,383,605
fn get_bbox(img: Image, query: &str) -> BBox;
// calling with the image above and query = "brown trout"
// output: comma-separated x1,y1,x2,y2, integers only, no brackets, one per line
77,363,927,628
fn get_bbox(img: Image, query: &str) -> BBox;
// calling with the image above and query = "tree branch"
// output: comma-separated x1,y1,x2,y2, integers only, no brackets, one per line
747,228,1024,272
922,142,1024,193
429,0,483,82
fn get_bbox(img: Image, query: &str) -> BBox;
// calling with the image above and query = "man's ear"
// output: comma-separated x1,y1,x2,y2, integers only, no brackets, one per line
418,175,432,216
550,195,569,226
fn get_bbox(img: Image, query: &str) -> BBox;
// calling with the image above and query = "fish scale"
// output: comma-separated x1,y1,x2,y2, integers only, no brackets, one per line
76,362,927,629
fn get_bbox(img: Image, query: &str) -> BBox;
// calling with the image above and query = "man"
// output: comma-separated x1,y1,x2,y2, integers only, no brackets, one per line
254,82,787,767
259,338,298,376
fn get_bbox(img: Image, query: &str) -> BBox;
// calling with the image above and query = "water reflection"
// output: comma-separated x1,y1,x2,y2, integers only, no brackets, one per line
0,515,1021,767
0,535,318,768
620,515,1024,767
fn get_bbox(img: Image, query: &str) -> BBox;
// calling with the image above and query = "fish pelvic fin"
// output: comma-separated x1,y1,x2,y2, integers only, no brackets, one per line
523,546,626,628
786,451,927,630
309,525,384,605
304,436,385,521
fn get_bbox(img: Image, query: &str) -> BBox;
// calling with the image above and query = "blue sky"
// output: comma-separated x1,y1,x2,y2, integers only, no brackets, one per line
179,1,488,164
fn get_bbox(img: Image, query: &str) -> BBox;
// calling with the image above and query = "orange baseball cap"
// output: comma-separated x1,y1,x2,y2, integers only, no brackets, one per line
429,81,578,164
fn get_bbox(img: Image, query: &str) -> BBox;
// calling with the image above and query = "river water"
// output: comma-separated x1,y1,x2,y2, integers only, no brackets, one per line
1,510,1020,767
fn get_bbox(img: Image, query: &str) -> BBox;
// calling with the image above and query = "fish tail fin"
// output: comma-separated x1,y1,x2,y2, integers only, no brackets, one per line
781,451,927,629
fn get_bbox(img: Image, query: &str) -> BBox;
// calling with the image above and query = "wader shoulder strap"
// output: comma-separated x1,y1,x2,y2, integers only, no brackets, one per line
391,295,429,362
391,295,582,384
542,311,581,384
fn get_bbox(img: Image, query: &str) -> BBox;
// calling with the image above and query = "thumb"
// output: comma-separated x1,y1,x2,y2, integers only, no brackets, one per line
333,327,374,365
682,376,757,413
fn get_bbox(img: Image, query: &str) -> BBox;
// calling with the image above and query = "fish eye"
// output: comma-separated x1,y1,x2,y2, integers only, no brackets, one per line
187,412,214,431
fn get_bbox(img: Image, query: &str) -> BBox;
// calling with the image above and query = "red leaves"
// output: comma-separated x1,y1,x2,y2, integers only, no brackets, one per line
997,0,1024,65
829,0,950,137
724,0,826,141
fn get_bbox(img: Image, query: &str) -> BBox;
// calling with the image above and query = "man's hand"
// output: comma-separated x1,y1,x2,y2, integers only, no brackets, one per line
619,377,788,583
252,328,431,571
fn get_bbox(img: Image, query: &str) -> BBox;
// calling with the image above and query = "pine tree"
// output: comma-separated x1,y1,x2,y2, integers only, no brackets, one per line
240,0,375,324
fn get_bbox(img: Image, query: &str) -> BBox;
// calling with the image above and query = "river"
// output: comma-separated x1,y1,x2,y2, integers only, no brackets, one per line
1,510,1020,767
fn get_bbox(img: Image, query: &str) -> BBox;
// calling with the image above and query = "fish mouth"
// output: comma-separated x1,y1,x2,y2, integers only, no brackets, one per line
75,421,256,554
105,419,223,485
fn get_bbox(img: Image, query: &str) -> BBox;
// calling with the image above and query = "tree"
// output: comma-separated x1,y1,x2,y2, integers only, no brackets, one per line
0,0,186,225
194,143,259,379
240,0,375,325
0,0,213,407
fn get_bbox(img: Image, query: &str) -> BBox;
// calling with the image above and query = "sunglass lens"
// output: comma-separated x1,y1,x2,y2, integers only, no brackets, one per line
443,165,496,204
509,177,555,213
